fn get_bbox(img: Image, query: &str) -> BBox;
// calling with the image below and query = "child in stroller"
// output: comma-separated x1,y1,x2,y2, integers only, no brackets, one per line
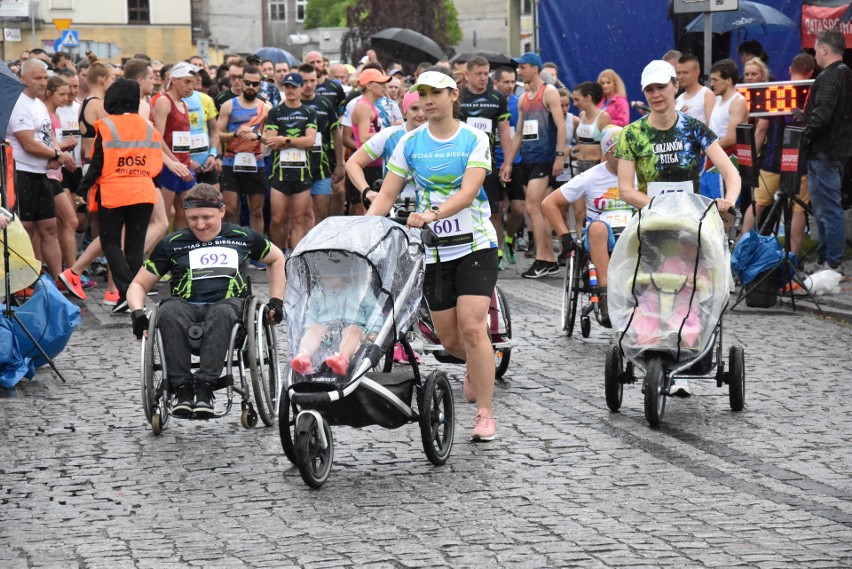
629,228,712,350
289,251,382,377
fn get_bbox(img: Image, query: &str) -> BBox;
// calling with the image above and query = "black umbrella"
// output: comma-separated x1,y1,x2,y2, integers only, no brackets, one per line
450,51,516,69
0,62,24,139
370,28,445,64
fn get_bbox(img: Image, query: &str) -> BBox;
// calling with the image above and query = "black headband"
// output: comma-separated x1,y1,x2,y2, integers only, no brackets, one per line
184,198,224,210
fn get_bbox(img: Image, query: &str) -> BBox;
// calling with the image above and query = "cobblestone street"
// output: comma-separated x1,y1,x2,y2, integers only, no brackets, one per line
1,269,851,568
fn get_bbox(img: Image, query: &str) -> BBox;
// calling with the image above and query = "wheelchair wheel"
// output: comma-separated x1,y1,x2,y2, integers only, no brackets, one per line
278,371,298,464
494,285,512,379
565,255,582,337
141,306,169,433
580,316,591,338
296,413,334,488
728,345,745,412
419,371,455,466
643,357,667,427
246,298,280,427
604,345,623,412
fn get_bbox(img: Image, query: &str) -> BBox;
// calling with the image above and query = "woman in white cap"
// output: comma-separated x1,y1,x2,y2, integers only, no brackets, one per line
366,67,500,442
616,60,740,396
616,60,740,215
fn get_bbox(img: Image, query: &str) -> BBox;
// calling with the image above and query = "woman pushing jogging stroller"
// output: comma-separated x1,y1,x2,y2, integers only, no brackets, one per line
366,67,501,442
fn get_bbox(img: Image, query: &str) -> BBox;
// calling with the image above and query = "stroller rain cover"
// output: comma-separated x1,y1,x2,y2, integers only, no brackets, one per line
608,193,732,363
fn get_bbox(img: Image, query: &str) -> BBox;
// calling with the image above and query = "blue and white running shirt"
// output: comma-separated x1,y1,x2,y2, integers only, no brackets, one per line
387,121,497,263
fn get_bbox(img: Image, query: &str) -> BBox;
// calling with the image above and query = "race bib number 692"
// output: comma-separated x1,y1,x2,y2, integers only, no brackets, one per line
188,247,239,280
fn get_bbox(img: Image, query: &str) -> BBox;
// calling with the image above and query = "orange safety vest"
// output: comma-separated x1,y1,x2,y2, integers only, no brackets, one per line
95,114,163,208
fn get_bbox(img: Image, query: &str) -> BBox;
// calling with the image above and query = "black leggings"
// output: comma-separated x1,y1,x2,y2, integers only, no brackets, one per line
98,203,153,296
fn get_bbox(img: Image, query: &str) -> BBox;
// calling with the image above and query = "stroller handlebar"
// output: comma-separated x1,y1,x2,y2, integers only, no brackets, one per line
389,216,440,247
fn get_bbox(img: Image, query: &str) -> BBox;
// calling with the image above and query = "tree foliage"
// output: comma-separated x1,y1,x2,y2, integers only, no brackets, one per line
338,0,463,64
304,0,355,29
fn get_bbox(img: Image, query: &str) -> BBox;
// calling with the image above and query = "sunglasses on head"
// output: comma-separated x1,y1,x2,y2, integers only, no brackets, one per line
243,80,261,87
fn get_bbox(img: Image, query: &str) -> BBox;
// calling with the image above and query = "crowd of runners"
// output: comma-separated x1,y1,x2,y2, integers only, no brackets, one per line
5,27,850,437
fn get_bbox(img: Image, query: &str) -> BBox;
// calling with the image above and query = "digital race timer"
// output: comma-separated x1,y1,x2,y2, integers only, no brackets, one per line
736,80,814,118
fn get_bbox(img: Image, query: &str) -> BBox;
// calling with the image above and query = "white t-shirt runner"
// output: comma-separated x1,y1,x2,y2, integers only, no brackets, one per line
9,92,54,173
558,162,634,228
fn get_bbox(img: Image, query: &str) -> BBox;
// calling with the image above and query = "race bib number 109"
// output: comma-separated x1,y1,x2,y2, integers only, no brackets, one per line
188,247,239,280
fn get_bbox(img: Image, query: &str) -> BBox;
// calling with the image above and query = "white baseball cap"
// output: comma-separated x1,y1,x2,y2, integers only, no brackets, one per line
409,70,457,93
170,61,198,80
640,60,676,90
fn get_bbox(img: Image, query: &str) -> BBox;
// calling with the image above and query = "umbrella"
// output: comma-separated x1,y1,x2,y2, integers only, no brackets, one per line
450,51,516,69
254,47,300,67
0,61,24,140
370,28,445,64
685,1,797,35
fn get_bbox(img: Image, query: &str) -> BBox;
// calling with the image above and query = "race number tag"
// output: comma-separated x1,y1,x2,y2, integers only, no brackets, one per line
647,181,693,198
172,131,191,153
597,209,632,228
466,116,493,133
522,120,539,141
312,132,323,150
190,132,210,154
280,147,307,168
233,152,257,172
188,247,239,280
429,209,474,247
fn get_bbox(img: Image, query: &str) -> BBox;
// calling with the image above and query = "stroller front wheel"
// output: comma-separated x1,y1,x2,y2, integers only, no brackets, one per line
604,345,624,412
296,413,334,488
419,371,455,466
643,357,667,427
728,345,745,412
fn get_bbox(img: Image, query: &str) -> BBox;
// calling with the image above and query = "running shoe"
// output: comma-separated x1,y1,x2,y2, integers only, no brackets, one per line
669,378,691,397
471,408,497,441
193,381,215,418
80,274,97,289
103,289,120,306
392,343,405,363
325,353,350,375
498,257,504,271
521,260,560,279
599,291,611,328
172,384,194,417
112,297,129,314
58,269,87,300
250,260,267,271
290,353,314,375
400,348,420,364
515,236,528,251
503,242,517,265
463,370,476,404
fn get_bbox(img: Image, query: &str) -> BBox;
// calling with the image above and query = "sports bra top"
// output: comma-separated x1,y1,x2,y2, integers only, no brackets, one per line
79,96,100,139
576,110,602,145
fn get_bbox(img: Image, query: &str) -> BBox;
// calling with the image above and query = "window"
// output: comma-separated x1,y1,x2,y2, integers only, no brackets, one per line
296,0,307,22
269,0,287,22
128,0,149,24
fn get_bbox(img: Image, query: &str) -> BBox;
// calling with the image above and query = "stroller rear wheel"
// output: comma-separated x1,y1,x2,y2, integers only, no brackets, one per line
295,412,334,488
494,286,512,379
728,345,745,412
419,371,455,466
643,357,667,427
604,345,624,412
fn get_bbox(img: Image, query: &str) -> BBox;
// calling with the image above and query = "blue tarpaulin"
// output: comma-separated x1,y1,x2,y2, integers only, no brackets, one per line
0,276,81,388
538,0,805,119
731,230,796,285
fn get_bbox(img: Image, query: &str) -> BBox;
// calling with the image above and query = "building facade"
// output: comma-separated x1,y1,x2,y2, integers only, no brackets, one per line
453,0,530,57
1,0,193,63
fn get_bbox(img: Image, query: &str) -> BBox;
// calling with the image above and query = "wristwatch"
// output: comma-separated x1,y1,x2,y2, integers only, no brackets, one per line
555,150,565,156
429,206,441,220
54,148,61,160
284,138,291,145
255,132,262,141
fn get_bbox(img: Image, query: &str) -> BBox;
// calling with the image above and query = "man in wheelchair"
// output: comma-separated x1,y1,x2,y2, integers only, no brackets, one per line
126,184,286,418
543,125,634,326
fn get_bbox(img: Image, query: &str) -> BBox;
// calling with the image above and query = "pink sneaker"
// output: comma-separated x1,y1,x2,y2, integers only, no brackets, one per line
325,353,350,375
392,343,405,362
290,353,313,375
471,408,496,442
400,348,421,364
463,369,476,403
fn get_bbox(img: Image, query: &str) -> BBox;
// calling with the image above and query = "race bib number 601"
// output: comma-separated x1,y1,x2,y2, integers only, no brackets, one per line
188,247,239,280
429,209,474,247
